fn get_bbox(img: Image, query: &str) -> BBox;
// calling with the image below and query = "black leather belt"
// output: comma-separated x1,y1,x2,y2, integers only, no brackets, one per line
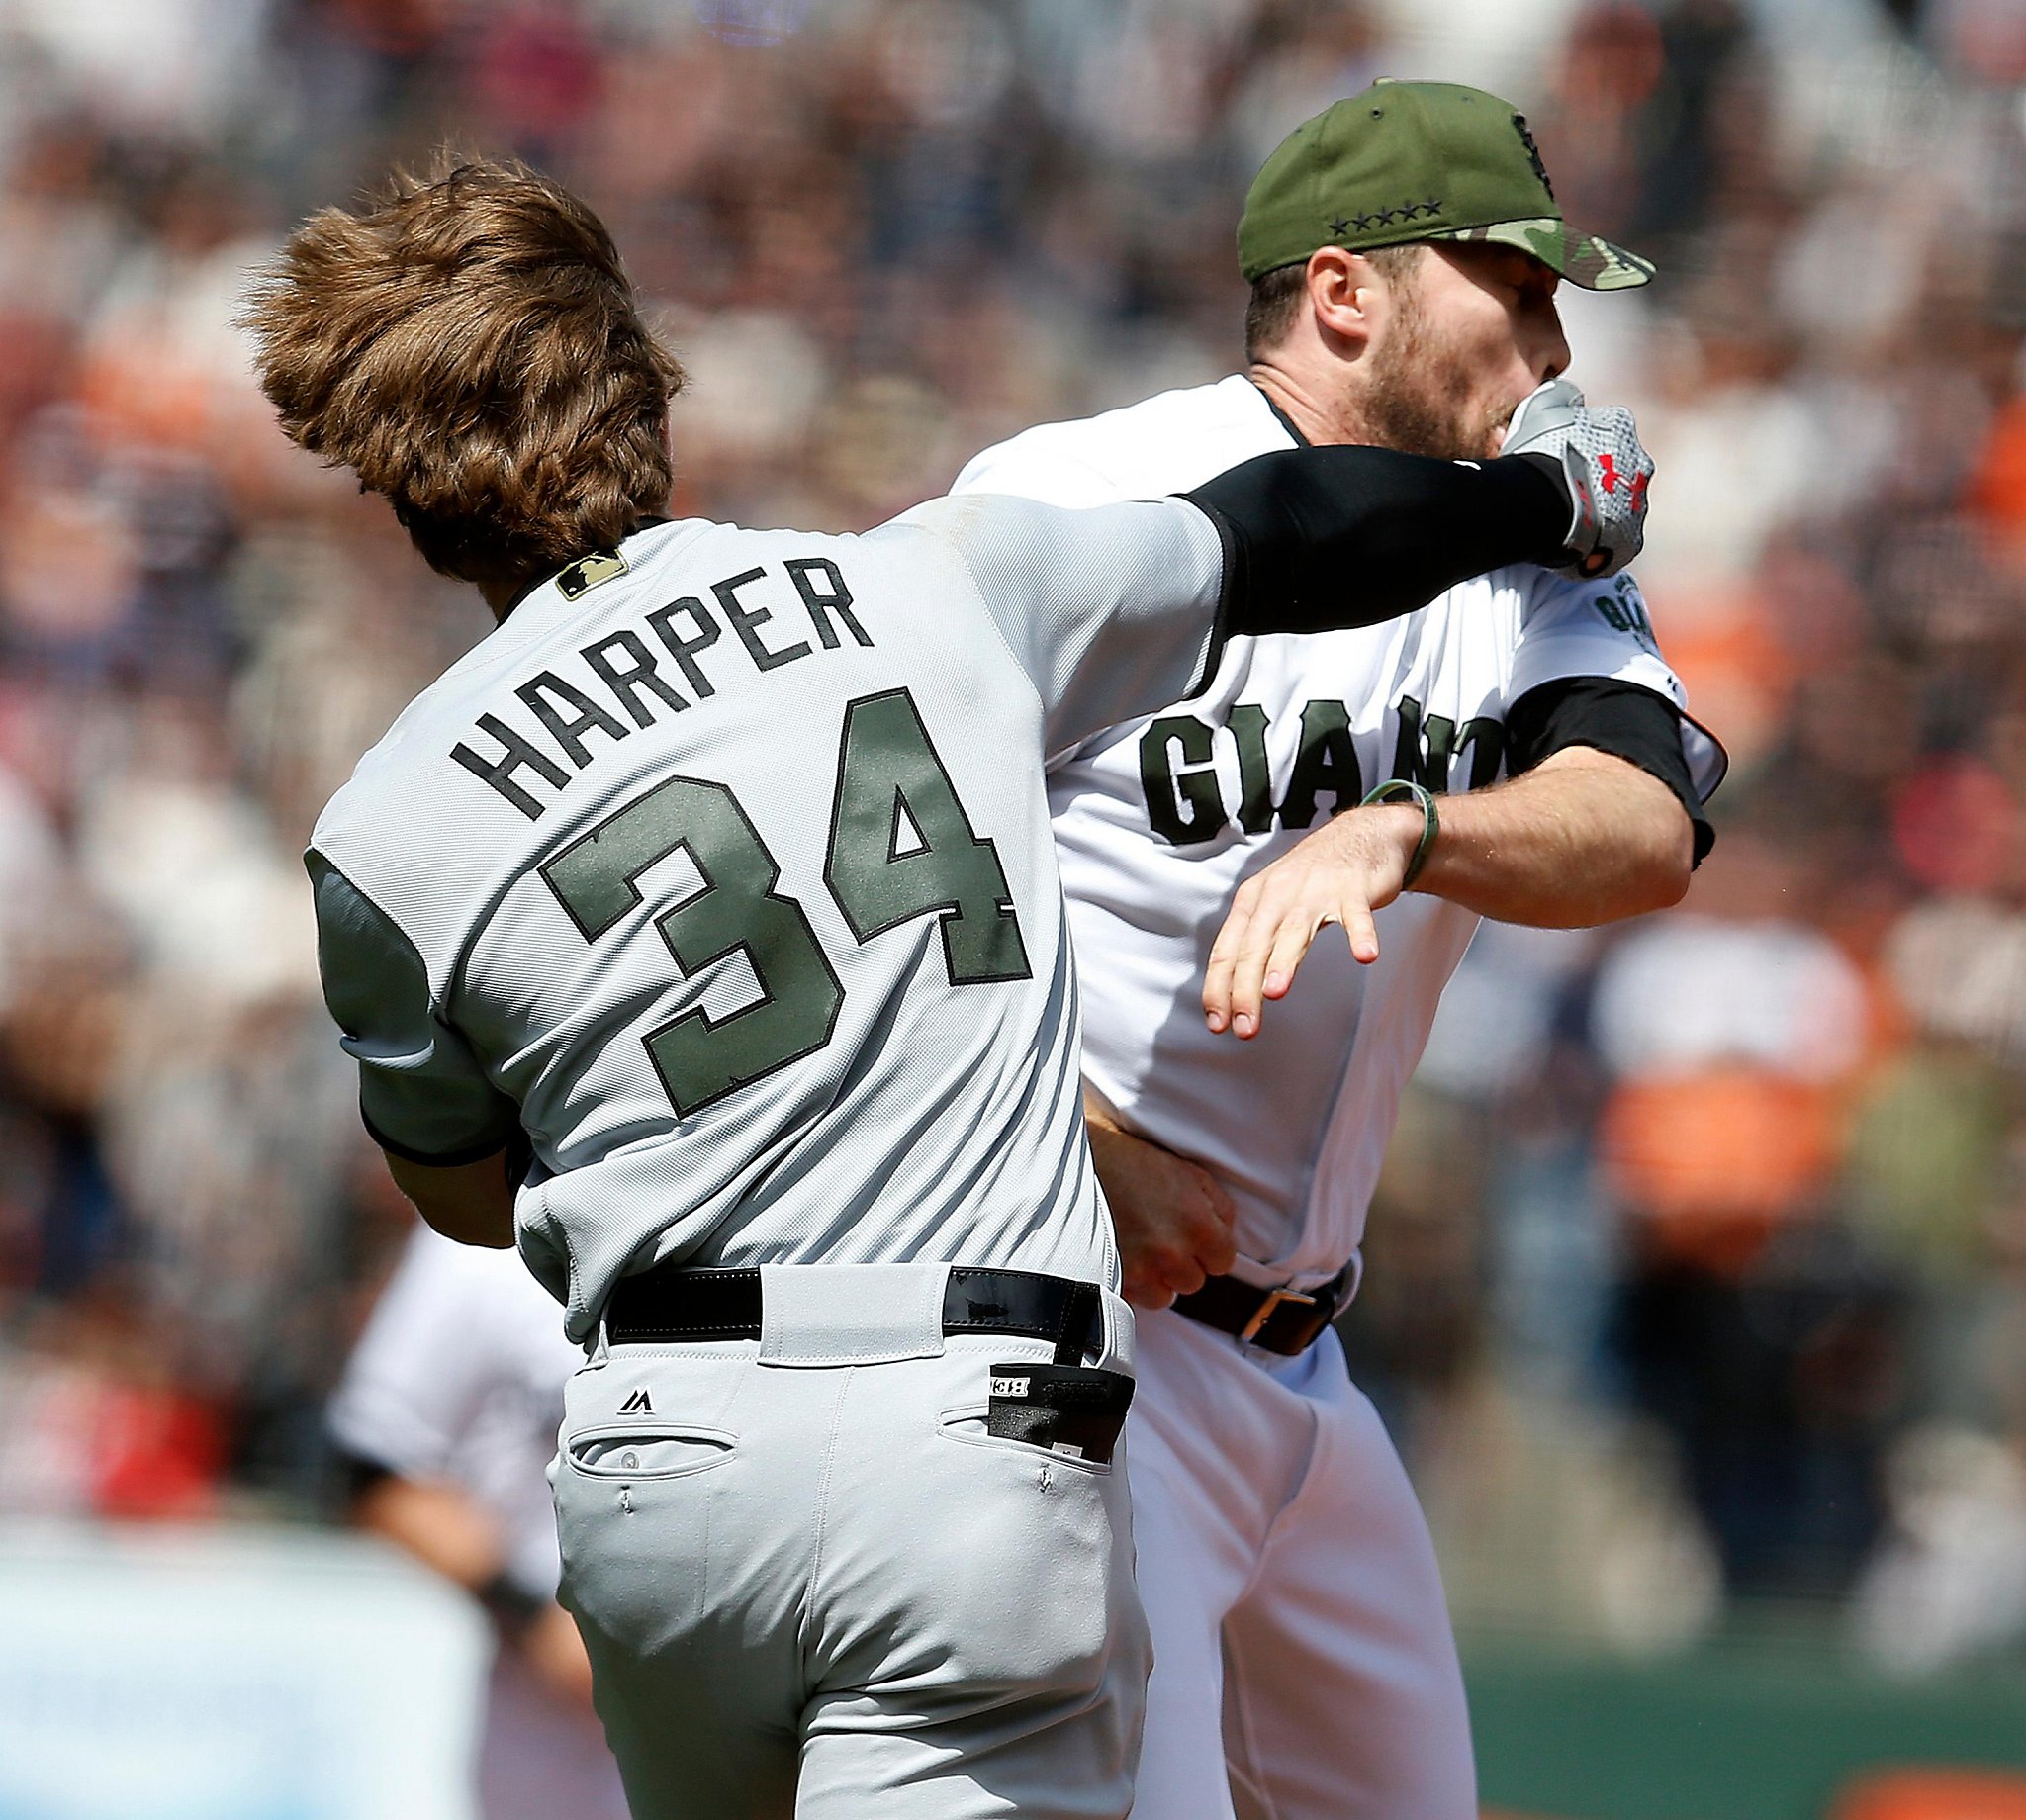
604,1264,1105,1364
1170,1260,1356,1356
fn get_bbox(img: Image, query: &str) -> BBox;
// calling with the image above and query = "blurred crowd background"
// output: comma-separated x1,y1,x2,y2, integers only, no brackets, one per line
0,0,2024,1682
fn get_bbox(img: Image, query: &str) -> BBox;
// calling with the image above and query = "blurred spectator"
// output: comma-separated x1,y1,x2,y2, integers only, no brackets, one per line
327,1225,628,1820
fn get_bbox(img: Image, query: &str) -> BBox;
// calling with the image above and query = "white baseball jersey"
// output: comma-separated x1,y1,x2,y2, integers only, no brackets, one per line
954,374,1723,1286
329,1224,583,1595
330,1227,631,1820
309,496,1224,1340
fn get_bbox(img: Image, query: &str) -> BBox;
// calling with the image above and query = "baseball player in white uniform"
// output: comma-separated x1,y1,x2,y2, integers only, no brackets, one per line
249,156,1653,1819
953,82,1726,1820
329,1225,629,1820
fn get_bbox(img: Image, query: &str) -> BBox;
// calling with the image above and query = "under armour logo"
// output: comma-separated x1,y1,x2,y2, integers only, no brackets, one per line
1598,455,1649,512
619,1388,654,1414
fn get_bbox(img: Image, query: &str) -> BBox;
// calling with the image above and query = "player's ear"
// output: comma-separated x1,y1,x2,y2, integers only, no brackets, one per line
1304,246,1384,357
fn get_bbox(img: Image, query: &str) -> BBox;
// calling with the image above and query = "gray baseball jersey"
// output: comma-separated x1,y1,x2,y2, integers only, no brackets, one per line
309,497,1223,1341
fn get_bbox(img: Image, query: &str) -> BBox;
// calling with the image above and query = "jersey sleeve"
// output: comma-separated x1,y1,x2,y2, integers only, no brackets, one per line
326,1226,494,1479
307,849,521,1165
1507,677,1717,863
1507,569,1727,803
902,492,1225,754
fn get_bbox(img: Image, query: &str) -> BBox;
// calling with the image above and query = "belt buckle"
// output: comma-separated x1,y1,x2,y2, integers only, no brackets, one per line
1239,1285,1316,1346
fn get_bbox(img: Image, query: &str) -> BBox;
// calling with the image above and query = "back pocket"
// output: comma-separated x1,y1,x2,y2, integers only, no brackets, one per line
565,1423,735,1480
984,1362,1135,1464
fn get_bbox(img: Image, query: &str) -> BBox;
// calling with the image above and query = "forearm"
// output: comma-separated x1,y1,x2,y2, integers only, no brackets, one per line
1414,746,1693,926
354,1473,505,1590
1186,447,1568,635
355,1470,553,1643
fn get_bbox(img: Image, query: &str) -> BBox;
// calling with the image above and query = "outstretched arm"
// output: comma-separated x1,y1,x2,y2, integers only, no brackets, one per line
351,1468,594,1706
1190,382,1651,640
1204,745,1693,1038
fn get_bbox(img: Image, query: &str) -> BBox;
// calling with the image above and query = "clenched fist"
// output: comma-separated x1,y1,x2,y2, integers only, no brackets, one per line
1501,377,1653,580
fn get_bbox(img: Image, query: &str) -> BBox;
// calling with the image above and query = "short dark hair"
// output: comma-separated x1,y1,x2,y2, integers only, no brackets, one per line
244,155,685,588
1243,243,1424,361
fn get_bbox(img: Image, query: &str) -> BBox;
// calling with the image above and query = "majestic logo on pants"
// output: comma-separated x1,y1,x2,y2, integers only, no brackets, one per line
619,1388,654,1413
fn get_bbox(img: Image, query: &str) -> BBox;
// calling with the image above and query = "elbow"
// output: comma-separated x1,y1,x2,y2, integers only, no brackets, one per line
1635,811,1696,915
1645,855,1693,915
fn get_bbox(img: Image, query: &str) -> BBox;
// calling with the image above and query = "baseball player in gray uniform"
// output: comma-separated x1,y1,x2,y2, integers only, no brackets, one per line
953,82,1725,1820
247,155,1653,1820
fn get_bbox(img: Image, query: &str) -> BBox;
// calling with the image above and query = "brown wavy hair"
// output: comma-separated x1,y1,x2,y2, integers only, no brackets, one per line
244,156,684,588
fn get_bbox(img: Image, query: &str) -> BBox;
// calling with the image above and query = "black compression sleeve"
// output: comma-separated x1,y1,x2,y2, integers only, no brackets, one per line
1506,676,1715,865
1181,446,1569,639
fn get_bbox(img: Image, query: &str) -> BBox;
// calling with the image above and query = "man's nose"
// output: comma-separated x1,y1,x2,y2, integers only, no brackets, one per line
1534,305,1571,384
1523,300,1572,381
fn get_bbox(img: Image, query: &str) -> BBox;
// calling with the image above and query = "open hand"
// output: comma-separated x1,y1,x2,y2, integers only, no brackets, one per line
1203,802,1423,1038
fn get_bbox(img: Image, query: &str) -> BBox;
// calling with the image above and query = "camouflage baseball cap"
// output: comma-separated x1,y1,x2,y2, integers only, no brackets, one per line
1238,79,1654,291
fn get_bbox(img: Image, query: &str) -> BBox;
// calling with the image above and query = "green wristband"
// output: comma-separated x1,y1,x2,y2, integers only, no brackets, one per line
1360,779,1440,890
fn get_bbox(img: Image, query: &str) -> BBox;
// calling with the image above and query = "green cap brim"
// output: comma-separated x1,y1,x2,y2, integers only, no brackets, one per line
1426,217,1654,290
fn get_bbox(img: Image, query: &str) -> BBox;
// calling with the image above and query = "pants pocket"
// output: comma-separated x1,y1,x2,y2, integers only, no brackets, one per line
563,1422,735,1480
937,1361,1135,1474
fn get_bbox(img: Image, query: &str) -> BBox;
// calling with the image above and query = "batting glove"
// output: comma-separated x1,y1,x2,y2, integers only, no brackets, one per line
1501,378,1652,580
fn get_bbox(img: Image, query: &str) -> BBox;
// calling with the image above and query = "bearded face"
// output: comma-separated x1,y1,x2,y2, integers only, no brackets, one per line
1357,243,1569,462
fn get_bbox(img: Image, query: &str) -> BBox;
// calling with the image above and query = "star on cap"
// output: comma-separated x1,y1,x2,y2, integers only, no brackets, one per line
1328,216,1351,235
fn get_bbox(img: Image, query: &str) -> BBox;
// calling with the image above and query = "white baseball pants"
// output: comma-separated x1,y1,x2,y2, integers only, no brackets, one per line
550,1266,1150,1820
1125,1308,1477,1820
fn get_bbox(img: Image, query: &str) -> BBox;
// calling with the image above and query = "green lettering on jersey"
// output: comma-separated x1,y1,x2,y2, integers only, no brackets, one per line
1391,695,1456,794
1138,715,1227,845
1594,575,1659,653
1392,694,1507,793
539,686,1027,1121
1229,703,1276,836
541,775,844,1119
1279,699,1362,828
826,689,1031,983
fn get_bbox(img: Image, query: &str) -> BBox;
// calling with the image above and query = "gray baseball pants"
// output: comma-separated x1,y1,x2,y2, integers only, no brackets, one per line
551,1264,1149,1819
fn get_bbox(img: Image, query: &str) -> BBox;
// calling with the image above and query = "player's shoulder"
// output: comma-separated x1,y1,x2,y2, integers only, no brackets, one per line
954,374,1285,503
311,519,721,846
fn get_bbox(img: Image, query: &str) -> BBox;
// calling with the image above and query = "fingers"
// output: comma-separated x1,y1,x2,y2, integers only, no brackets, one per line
1207,888,1377,1037
1205,871,1310,1037
1179,1163,1239,1277
1121,1248,1208,1308
1196,1201,1239,1277
1342,898,1380,966
1224,897,1303,1038
1202,879,1259,1037
1121,1267,1178,1311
